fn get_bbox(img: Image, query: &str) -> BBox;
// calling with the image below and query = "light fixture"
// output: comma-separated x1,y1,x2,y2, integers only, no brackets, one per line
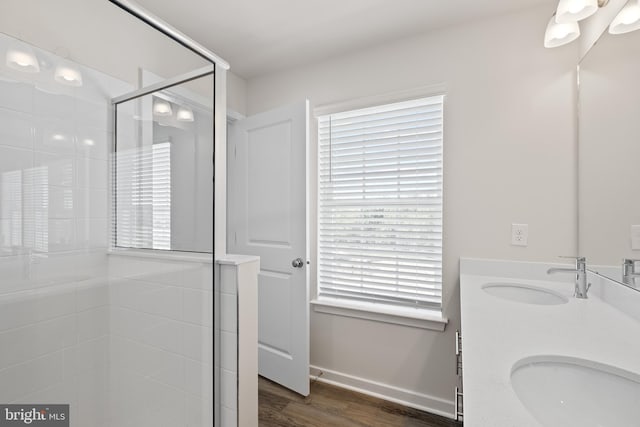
544,14,581,48
609,0,640,34
176,106,194,122
82,138,95,146
153,98,173,116
6,44,40,73
556,0,599,23
54,61,83,87
52,134,66,141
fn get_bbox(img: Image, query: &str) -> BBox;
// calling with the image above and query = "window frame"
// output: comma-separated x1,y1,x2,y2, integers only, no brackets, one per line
312,87,448,330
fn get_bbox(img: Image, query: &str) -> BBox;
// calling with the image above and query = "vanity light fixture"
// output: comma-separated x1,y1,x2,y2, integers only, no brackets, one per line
544,14,581,47
556,0,599,23
176,106,194,122
54,61,83,87
6,45,40,73
545,0,609,47
153,98,173,116
609,0,640,34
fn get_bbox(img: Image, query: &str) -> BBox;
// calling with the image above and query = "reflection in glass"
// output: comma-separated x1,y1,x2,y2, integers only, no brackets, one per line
114,74,214,253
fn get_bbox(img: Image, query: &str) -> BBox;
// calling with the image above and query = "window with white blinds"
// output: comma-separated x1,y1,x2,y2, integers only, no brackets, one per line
318,95,443,311
114,142,171,250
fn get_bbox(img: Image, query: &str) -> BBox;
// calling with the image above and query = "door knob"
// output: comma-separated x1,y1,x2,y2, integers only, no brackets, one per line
291,258,304,268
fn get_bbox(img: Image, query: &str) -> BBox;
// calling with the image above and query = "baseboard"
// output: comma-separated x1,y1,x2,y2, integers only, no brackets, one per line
309,365,455,419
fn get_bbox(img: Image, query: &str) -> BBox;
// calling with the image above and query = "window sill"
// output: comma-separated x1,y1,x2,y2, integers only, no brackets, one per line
310,299,448,331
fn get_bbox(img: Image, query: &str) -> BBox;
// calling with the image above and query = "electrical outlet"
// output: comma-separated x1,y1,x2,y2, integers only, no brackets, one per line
511,223,528,247
631,225,640,250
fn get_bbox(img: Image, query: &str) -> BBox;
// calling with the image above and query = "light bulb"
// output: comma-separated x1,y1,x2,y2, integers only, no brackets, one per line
54,62,83,87
609,0,640,34
176,106,194,122
544,15,581,48
556,0,598,23
153,99,173,116
6,46,40,73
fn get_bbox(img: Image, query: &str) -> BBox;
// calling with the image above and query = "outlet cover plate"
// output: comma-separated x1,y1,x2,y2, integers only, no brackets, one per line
511,223,528,247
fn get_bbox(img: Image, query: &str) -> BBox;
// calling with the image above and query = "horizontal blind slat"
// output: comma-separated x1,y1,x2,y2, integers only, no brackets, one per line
319,96,443,310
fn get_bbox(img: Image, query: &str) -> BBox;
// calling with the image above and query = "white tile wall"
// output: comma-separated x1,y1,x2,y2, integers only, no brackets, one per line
0,32,122,427
0,31,219,427
108,254,214,427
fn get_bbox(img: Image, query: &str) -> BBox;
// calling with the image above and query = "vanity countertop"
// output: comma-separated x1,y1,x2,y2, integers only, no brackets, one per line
459,258,640,426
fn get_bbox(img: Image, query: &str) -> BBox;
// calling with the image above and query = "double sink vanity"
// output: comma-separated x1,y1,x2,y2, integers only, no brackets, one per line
459,258,640,426
457,2,640,425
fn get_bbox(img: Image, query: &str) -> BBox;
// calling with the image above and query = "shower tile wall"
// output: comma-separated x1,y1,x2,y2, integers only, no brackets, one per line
107,255,214,427
0,33,128,426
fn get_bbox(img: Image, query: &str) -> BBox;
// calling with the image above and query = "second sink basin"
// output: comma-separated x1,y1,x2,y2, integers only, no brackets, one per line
482,283,568,305
511,355,640,427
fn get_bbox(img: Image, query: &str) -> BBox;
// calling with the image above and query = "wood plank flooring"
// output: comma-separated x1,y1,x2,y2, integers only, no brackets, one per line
258,376,462,427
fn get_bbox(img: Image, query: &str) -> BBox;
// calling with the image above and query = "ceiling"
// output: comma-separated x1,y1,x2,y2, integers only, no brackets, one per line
132,0,554,79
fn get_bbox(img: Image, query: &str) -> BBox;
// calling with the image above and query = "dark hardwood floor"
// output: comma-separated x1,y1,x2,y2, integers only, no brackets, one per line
258,376,462,427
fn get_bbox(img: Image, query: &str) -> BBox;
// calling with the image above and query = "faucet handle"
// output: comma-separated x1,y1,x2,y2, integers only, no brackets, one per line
559,255,585,261
558,256,586,270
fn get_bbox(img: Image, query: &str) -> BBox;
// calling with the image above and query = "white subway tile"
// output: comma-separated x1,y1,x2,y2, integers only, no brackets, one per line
0,285,75,332
220,293,237,333
220,330,237,371
76,157,107,189
0,351,64,403
0,315,76,368
183,288,213,326
0,108,33,150
220,266,237,295
220,368,237,411
35,117,75,155
78,306,109,342
0,78,33,114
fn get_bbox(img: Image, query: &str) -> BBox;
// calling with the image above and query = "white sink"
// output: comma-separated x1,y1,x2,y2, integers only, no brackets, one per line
482,283,568,305
511,356,640,427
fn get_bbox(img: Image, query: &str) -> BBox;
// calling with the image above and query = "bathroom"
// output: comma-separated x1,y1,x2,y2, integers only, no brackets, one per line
0,0,638,426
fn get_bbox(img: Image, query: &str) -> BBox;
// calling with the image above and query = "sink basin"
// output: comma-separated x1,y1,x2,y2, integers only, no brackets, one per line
482,283,568,305
511,356,640,426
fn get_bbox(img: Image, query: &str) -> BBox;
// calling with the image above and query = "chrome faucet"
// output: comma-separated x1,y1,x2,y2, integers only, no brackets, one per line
622,259,640,286
547,256,590,299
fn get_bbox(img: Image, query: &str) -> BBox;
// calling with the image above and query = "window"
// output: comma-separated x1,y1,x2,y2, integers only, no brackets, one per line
115,142,171,250
317,95,444,313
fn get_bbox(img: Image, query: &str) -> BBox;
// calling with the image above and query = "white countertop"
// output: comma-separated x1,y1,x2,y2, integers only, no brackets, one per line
459,258,640,426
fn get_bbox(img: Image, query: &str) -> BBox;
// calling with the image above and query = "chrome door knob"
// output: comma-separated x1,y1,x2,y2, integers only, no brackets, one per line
291,258,304,268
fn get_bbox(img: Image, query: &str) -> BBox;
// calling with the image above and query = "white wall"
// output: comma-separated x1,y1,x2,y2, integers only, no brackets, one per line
227,72,248,116
246,4,578,415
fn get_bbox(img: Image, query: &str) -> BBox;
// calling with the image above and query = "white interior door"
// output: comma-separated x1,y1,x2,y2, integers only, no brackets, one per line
228,100,310,396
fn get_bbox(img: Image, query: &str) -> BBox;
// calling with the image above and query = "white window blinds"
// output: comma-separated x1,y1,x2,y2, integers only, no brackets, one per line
318,96,443,310
115,142,171,250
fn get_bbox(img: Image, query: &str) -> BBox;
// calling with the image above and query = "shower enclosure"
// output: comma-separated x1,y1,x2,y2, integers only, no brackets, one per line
0,0,226,425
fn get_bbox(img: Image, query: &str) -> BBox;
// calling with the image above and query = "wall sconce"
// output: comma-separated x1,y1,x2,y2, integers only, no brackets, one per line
153,98,173,116
176,106,194,122
609,0,640,34
54,61,83,87
545,0,609,48
6,44,40,73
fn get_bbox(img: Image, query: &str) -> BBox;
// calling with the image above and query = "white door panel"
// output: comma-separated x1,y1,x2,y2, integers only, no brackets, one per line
228,100,309,396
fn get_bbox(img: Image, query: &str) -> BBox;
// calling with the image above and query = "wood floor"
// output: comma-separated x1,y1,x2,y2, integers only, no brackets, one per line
258,376,462,427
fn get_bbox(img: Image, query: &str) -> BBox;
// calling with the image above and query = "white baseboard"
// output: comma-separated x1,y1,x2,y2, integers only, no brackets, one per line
309,365,455,419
